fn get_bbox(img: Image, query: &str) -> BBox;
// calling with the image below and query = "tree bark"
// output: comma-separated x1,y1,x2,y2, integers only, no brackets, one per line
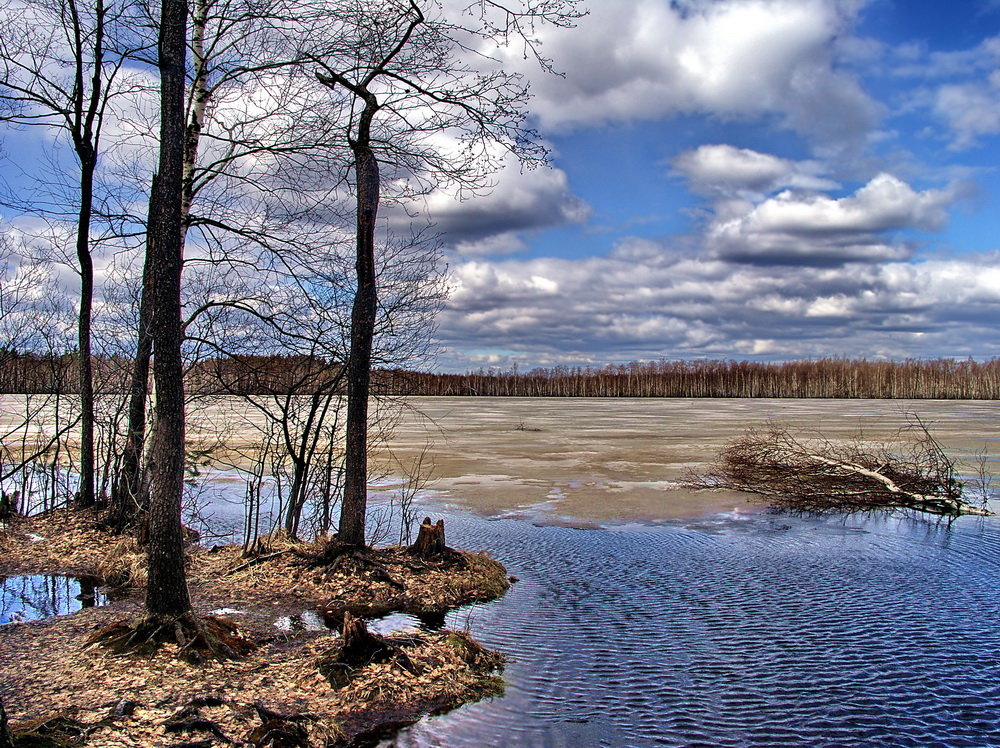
144,0,192,620
338,130,380,547
0,696,13,748
111,0,209,534
75,155,97,508
67,0,109,510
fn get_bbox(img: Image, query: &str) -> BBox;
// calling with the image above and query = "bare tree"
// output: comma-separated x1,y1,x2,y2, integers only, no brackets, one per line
0,254,80,514
142,0,193,625
311,0,583,547
108,0,344,531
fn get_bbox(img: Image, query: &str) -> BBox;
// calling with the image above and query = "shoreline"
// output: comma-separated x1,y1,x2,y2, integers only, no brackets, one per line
0,508,510,747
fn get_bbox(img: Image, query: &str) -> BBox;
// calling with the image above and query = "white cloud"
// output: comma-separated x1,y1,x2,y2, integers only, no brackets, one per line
673,144,959,266
894,34,1000,148
696,169,956,265
672,144,838,198
398,151,589,254
516,0,878,148
724,173,950,234
934,80,1000,149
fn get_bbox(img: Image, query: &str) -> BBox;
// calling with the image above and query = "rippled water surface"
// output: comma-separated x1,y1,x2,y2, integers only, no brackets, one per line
382,509,1000,746
371,400,1000,745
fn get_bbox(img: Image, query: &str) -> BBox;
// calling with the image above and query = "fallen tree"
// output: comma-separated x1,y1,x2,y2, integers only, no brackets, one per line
690,419,993,518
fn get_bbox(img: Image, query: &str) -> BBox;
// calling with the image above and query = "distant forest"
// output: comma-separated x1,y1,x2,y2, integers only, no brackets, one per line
2,353,998,399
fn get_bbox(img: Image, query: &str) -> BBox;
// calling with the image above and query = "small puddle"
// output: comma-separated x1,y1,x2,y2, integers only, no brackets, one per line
1,575,108,625
273,609,448,635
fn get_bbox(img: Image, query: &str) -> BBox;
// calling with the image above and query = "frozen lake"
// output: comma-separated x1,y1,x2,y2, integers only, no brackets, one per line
373,397,1000,524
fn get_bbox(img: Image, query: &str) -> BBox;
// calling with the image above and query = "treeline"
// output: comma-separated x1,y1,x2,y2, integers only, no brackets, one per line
3,353,998,399
403,358,1000,399
0,351,413,396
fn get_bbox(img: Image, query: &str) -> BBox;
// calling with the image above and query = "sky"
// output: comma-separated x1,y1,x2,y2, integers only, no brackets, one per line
419,0,1000,372
3,0,1000,374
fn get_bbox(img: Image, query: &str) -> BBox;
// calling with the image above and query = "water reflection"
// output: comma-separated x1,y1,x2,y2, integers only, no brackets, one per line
273,609,448,635
383,509,1000,747
0,575,108,624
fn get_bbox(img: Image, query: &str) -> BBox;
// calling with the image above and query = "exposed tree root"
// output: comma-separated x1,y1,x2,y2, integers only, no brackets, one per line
310,537,405,590
84,613,255,663
163,709,234,744
2,709,89,747
691,421,994,518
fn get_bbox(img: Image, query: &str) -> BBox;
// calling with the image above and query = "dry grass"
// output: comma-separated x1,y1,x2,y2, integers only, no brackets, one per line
1,606,503,747
0,510,510,613
191,537,510,616
95,537,147,589
0,507,118,576
0,508,511,746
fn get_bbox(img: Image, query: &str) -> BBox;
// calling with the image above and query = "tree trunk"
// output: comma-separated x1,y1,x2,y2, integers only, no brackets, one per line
111,0,209,535
107,175,158,533
340,611,390,664
338,136,380,547
0,696,13,748
74,155,97,509
144,0,192,621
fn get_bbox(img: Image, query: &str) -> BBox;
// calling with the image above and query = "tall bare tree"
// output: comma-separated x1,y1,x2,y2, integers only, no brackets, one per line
143,0,191,622
0,0,151,508
312,0,583,546
107,0,341,531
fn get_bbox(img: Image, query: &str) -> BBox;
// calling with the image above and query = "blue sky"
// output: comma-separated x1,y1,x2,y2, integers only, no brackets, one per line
3,0,1000,373
425,0,1000,371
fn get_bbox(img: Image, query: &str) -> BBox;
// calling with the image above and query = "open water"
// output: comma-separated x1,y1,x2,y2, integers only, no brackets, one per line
370,398,1000,746
383,508,1000,747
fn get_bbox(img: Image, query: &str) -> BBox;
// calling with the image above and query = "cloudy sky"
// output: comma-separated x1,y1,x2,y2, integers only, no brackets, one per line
422,0,1000,371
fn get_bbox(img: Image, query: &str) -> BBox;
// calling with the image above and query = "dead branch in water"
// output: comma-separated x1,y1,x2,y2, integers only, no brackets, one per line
690,418,993,518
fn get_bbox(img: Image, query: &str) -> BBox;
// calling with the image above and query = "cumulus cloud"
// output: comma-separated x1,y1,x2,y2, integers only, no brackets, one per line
707,172,955,264
673,145,958,265
934,75,1000,149
891,34,1000,148
515,0,878,148
396,152,590,255
672,144,837,198
434,242,1000,370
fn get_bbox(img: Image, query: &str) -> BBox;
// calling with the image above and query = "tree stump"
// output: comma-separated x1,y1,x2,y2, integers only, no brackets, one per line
410,517,447,558
340,612,391,666
318,612,395,689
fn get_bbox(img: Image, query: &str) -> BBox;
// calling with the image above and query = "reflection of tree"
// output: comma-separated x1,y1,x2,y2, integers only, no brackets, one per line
0,575,106,623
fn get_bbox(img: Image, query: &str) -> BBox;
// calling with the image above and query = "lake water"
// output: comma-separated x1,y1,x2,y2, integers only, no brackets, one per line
373,397,999,524
369,398,1000,746
5,396,1000,744
0,574,107,625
